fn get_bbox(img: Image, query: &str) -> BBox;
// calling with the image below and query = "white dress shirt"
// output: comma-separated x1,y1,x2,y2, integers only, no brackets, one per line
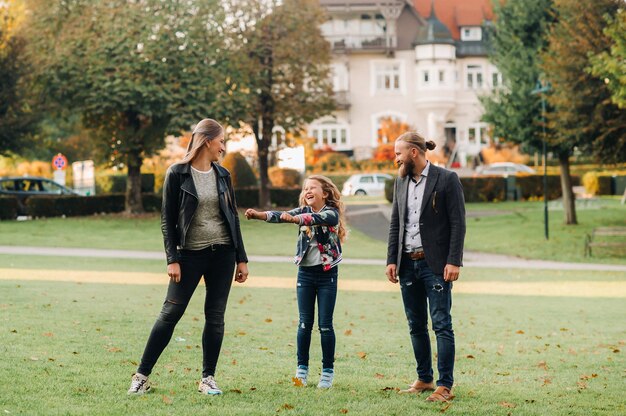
403,161,430,252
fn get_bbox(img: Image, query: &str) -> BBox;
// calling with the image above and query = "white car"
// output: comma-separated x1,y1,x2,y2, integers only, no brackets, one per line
476,162,536,175
341,173,393,196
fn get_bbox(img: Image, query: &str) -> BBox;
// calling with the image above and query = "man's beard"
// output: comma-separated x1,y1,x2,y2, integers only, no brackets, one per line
398,158,415,178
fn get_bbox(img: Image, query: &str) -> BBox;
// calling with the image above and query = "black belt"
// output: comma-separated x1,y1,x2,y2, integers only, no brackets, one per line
404,250,425,260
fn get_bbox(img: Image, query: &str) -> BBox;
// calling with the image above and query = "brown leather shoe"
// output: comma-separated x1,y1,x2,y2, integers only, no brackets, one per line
398,379,435,394
426,386,455,402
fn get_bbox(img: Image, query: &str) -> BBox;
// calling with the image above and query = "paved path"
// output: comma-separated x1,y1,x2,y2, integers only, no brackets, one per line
1,245,626,272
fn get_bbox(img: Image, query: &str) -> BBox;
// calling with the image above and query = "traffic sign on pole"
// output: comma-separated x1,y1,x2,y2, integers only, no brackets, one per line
52,153,69,171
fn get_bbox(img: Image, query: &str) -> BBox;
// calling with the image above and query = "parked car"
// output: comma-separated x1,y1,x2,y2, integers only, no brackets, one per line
341,173,393,196
476,162,536,176
0,176,80,215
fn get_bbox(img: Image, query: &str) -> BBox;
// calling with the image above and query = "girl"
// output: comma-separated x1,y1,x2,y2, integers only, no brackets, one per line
244,175,346,389
128,118,249,396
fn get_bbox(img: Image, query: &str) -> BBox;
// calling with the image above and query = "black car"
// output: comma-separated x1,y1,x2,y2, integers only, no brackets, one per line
0,176,80,215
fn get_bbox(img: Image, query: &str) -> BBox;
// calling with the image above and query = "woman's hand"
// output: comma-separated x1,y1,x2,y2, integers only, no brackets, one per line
280,213,300,224
167,262,181,283
245,209,265,220
235,262,249,283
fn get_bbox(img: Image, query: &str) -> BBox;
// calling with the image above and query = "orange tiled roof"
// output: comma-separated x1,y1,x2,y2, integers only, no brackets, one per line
414,0,493,40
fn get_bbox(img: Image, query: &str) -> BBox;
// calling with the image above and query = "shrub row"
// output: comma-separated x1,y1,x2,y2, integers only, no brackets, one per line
384,175,582,203
0,197,18,220
234,187,301,208
95,173,155,194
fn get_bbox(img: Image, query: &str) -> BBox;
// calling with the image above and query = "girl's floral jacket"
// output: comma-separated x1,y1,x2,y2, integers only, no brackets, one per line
265,205,342,271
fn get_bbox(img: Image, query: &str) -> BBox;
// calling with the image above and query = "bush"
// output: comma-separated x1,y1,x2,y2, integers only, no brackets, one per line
23,193,161,218
314,152,356,172
0,197,19,220
384,177,395,202
515,175,580,200
221,152,258,188
582,172,600,195
95,173,155,194
268,167,301,187
234,187,301,208
460,177,507,202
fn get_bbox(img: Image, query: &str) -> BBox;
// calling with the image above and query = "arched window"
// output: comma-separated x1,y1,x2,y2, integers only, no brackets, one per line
309,119,350,150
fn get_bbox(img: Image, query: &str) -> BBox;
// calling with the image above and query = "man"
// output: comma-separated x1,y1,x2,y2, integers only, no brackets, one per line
386,131,466,402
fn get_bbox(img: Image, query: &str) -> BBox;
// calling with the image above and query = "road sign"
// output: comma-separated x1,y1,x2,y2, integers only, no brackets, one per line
52,153,69,171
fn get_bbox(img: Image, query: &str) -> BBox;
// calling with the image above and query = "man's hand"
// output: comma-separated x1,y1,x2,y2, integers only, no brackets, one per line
443,264,460,282
167,262,181,283
235,262,248,283
386,264,398,284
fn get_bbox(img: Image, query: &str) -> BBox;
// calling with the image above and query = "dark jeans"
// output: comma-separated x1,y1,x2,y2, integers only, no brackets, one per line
398,256,455,388
296,264,338,369
137,245,235,378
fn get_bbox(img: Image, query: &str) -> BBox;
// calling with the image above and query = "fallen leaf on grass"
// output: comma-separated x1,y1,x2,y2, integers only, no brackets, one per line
280,403,294,410
237,331,246,336
541,377,552,386
440,403,452,412
374,373,385,379
230,389,242,394
250,387,257,391
577,381,587,390
344,329,352,336
162,395,173,405
381,387,399,391
42,332,54,337
579,374,597,380
357,352,367,359
292,377,304,387
613,348,620,353
537,361,548,370
516,330,525,334
232,359,237,365
265,318,273,323
466,355,475,359
340,409,348,414
499,402,516,408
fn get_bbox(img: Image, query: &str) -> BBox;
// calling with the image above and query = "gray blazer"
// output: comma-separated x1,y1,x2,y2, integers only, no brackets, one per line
386,164,466,275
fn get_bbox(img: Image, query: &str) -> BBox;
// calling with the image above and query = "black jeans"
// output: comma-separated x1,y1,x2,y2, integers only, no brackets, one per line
296,264,338,369
137,245,236,378
398,256,455,388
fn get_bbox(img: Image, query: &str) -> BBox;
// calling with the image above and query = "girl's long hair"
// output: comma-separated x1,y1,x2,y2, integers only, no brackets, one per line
180,118,224,164
299,175,347,242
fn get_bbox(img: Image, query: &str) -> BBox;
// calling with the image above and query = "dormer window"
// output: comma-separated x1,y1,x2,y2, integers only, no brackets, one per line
461,27,482,41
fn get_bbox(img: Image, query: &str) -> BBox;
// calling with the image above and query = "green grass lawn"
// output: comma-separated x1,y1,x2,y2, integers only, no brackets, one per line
0,198,623,264
1,278,624,415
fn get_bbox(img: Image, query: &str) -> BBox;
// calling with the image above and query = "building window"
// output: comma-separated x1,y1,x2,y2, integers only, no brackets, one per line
466,65,483,89
310,124,349,148
423,70,430,84
331,63,349,92
439,70,445,84
461,27,482,41
374,62,402,93
467,123,490,145
492,72,502,88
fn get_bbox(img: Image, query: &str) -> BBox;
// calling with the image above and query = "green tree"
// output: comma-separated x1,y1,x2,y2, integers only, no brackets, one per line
25,0,236,213
541,0,626,223
481,0,554,153
0,1,34,155
222,0,335,208
589,8,626,109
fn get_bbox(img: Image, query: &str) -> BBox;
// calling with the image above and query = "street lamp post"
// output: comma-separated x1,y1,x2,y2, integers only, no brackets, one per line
531,80,551,240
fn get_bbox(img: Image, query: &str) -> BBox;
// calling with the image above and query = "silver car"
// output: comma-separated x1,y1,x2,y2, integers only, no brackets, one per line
341,173,393,196
476,162,536,175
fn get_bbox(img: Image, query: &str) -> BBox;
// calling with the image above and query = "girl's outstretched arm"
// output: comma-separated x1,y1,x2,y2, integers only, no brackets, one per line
244,209,267,221
295,207,339,227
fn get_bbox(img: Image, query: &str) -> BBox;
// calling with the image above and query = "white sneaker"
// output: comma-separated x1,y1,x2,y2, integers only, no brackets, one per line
198,375,222,395
295,365,308,386
317,369,334,389
128,373,151,395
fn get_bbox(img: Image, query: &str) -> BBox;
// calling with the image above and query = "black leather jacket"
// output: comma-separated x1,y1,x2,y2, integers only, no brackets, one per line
160,162,248,265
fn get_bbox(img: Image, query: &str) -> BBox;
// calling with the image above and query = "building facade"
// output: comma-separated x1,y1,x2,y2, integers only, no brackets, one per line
309,0,499,166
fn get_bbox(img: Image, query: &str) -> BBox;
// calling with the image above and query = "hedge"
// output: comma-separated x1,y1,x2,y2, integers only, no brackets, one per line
0,197,18,220
21,193,161,218
95,173,155,194
234,187,301,208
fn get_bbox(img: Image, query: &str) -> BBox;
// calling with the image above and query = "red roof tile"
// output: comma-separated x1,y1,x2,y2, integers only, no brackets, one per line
414,0,493,39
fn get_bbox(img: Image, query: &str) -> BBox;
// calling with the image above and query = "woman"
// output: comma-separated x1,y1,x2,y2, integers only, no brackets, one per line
128,118,249,395
244,175,346,388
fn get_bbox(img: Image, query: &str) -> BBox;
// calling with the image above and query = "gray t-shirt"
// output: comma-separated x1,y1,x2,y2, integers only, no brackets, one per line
300,232,322,266
184,166,232,250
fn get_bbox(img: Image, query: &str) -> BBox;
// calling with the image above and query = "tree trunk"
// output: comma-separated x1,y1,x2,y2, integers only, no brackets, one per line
125,148,144,214
558,152,577,225
253,120,271,209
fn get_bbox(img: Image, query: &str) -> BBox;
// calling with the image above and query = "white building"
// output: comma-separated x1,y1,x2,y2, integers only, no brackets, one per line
309,0,499,166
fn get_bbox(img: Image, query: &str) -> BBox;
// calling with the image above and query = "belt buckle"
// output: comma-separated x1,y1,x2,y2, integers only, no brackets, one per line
409,250,424,260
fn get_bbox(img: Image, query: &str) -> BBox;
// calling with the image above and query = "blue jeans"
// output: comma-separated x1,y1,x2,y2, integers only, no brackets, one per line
296,264,338,369
398,256,455,388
